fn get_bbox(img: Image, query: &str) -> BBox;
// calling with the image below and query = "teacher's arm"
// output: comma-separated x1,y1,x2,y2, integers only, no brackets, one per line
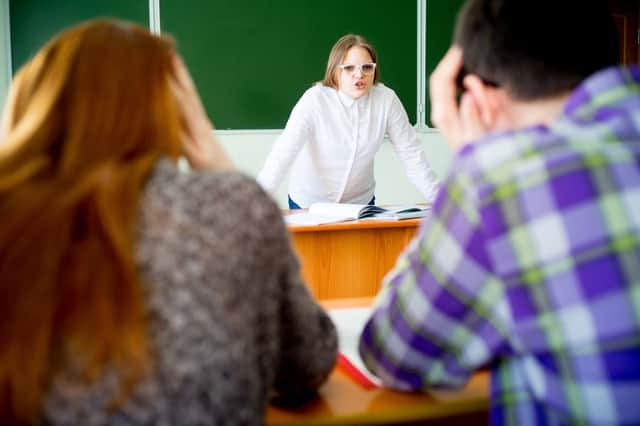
257,91,313,194
386,92,440,203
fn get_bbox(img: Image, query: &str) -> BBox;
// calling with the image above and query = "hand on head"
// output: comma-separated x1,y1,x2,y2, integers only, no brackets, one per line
0,68,25,145
429,46,492,152
170,56,234,171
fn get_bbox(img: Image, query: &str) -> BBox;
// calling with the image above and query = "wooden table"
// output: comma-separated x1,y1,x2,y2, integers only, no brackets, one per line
287,219,421,300
266,298,490,425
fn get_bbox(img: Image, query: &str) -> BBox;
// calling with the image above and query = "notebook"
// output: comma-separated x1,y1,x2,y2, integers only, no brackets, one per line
285,203,430,226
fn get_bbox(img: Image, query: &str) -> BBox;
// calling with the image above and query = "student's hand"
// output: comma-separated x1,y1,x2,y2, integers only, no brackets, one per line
0,71,21,141
170,55,234,171
429,46,488,152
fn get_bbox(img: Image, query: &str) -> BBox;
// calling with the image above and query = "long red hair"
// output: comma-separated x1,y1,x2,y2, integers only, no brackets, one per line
0,19,182,424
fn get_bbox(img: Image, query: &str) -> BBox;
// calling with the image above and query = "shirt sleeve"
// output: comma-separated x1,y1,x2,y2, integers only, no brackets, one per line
271,246,339,404
256,91,314,194
358,165,514,390
250,183,338,401
385,92,440,203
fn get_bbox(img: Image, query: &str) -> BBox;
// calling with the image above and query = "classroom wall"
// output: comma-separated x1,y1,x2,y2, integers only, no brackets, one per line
217,129,453,209
0,0,10,111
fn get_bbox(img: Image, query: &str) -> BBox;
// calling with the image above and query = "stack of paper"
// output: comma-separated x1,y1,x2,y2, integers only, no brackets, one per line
285,203,430,226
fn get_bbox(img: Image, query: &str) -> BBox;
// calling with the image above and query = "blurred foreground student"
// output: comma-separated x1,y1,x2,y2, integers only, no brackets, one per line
258,34,440,209
359,0,640,424
0,19,336,425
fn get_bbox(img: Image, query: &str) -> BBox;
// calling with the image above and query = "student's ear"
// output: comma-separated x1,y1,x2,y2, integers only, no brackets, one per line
462,74,501,131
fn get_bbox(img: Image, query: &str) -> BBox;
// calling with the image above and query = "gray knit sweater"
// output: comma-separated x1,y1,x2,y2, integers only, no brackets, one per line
43,160,338,425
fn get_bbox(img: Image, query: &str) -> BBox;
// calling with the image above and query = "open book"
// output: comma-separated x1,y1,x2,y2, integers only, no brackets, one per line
285,203,430,226
328,306,381,389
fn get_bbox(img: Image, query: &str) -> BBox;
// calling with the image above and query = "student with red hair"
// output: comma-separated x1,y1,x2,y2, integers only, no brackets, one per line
0,19,336,425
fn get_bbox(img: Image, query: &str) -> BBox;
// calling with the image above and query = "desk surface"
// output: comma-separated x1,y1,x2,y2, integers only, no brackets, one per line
266,370,490,425
266,298,490,425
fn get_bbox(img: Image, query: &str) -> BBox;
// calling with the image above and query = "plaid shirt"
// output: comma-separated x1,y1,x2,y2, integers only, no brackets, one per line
359,66,640,425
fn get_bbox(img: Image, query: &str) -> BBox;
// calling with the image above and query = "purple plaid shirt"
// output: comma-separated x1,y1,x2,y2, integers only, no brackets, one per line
359,66,640,425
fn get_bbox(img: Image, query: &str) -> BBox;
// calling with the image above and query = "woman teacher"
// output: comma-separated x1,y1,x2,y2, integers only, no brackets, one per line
258,34,440,208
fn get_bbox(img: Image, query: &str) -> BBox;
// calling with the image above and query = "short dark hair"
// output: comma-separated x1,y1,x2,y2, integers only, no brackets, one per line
454,0,619,100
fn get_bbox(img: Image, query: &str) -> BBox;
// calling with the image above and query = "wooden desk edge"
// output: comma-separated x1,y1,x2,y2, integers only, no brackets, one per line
320,297,374,309
288,219,422,233
266,297,491,425
267,370,490,426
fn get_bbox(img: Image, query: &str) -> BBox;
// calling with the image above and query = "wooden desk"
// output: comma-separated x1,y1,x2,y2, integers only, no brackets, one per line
288,219,421,300
266,298,490,425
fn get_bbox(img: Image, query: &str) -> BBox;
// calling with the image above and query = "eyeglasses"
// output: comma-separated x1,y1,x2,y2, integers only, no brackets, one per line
339,63,377,76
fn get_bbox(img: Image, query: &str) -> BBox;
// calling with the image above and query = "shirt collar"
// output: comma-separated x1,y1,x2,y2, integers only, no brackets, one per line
337,89,356,108
337,89,371,109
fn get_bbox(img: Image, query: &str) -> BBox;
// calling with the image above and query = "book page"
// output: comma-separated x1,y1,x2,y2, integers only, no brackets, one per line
384,204,431,214
284,212,357,226
328,307,381,387
284,203,366,226
360,204,431,221
308,203,368,219
284,203,428,225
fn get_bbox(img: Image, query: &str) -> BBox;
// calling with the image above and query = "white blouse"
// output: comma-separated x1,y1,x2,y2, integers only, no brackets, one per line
257,83,439,207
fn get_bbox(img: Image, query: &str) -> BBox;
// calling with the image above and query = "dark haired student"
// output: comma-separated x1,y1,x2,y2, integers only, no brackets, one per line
359,0,640,425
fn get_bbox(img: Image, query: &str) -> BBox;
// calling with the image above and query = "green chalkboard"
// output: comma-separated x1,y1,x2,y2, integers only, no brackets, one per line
161,0,417,129
9,1,464,130
425,0,465,127
9,0,148,72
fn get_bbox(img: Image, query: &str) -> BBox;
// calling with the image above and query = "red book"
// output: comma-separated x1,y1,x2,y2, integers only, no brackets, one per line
337,352,380,390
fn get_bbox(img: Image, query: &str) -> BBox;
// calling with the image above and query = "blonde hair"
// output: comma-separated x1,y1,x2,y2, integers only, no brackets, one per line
0,19,182,424
321,34,379,88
